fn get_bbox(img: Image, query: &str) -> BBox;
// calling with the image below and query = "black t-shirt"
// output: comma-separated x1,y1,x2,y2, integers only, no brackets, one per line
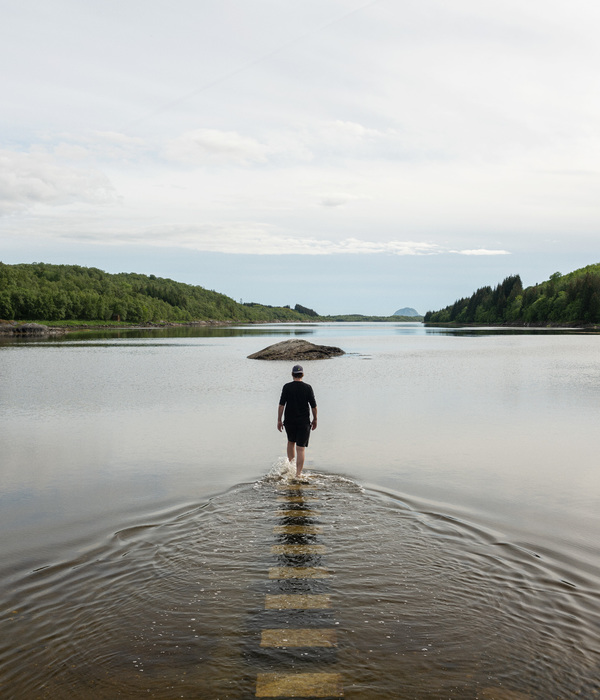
279,381,316,424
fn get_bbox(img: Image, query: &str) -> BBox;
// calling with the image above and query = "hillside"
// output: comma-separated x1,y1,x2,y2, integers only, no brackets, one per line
424,263,600,325
393,307,421,317
0,262,316,324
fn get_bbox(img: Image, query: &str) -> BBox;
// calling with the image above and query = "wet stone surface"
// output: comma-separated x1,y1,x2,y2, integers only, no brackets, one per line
247,339,345,361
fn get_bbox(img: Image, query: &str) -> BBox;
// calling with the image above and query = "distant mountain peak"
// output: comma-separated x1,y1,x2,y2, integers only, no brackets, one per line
393,307,420,317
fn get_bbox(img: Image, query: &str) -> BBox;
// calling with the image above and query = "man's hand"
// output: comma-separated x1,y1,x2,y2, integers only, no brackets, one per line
277,419,283,432
311,419,317,431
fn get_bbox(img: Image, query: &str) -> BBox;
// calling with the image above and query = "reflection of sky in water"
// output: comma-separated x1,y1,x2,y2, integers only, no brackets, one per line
1,325,600,698
1,324,599,581
3,473,598,699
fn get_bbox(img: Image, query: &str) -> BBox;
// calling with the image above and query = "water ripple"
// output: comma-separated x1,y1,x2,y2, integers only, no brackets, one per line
1,472,599,698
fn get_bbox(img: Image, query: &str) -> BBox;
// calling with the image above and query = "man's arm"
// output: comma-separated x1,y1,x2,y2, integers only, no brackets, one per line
311,405,317,431
277,404,284,432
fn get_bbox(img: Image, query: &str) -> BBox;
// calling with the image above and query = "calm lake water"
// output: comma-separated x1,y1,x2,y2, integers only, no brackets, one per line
1,322,599,699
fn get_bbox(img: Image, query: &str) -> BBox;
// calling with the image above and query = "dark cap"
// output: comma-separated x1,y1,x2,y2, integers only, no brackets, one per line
292,364,303,375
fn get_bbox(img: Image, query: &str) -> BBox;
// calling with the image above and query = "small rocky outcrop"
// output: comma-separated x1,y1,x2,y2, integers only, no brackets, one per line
248,339,345,361
0,322,60,335
15,323,50,334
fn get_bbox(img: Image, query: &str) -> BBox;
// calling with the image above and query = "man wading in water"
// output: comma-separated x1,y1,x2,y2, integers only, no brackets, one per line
277,364,317,480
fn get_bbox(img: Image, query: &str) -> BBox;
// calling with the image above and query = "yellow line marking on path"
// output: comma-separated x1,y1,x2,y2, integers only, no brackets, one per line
256,672,343,697
271,544,327,554
265,594,331,610
260,628,337,648
276,496,319,503
269,566,330,579
273,525,322,535
274,509,321,517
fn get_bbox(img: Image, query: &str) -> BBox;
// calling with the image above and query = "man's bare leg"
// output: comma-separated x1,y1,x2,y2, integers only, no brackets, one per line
295,446,306,478
287,441,296,465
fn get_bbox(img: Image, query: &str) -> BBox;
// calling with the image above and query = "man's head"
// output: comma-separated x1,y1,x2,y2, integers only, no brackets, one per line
292,364,304,379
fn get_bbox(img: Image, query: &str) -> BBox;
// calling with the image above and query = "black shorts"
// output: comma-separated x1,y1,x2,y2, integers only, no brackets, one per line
284,421,311,448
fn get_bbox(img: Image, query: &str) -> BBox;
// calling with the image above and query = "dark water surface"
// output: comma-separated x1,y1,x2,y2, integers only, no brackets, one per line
1,323,599,698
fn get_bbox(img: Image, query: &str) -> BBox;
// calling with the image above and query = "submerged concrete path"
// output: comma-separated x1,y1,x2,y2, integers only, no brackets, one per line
255,480,343,698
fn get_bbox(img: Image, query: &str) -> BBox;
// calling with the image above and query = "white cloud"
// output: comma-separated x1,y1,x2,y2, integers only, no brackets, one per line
457,249,511,256
313,120,389,144
50,220,447,256
159,119,403,170
33,131,148,164
2,0,600,294
319,192,356,207
56,131,147,162
163,129,270,165
0,149,116,215
294,120,404,161
328,239,441,256
92,131,145,147
52,144,91,161
88,131,147,160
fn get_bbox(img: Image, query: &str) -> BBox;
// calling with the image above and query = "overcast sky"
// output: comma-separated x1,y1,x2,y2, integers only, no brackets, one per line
2,0,599,315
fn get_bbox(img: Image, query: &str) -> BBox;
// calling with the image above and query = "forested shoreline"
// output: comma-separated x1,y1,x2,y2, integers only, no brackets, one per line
5,260,598,328
424,263,600,325
0,262,421,325
0,262,315,324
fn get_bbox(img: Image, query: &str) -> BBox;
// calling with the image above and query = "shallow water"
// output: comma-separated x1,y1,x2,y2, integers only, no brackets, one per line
1,323,599,698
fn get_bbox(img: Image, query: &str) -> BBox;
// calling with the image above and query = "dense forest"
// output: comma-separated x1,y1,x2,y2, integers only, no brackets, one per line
0,262,317,323
424,263,600,325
